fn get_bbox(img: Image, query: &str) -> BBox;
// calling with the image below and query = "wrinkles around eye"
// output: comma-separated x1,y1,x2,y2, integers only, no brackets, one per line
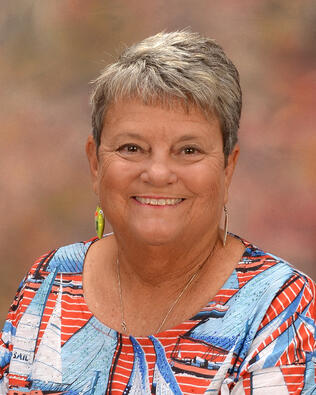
98,150,118,172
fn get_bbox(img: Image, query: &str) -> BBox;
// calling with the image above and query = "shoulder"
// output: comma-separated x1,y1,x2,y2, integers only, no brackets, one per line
236,236,315,300
231,238,315,391
15,235,95,284
2,237,97,330
230,236,315,355
29,237,97,275
0,238,97,386
249,245,316,336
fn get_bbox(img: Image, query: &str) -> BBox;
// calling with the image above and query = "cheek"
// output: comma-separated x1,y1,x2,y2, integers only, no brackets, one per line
183,163,226,228
198,180,225,217
182,161,225,200
97,158,139,211
98,169,127,226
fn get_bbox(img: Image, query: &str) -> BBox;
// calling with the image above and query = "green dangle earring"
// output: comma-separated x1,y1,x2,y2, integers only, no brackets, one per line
95,205,105,239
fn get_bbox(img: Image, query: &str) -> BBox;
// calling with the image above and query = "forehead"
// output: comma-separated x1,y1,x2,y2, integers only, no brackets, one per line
102,98,222,141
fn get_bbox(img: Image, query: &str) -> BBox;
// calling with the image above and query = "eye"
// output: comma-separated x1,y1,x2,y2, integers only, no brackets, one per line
181,146,201,155
117,143,143,153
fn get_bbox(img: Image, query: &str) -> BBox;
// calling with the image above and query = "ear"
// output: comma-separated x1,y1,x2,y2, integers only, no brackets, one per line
224,144,240,205
86,135,99,196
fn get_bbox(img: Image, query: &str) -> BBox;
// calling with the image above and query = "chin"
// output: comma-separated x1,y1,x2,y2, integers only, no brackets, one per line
130,223,183,246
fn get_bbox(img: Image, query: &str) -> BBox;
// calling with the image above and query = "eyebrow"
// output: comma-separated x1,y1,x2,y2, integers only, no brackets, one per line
175,135,203,143
111,132,145,140
113,132,203,141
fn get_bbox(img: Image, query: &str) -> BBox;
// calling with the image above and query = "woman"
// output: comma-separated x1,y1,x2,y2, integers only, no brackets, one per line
0,31,315,394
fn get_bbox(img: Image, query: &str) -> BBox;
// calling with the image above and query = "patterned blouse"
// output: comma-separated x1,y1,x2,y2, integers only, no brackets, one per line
0,235,315,394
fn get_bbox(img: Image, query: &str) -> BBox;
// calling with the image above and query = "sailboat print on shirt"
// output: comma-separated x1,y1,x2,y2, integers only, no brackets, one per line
26,283,116,394
169,303,231,379
59,316,117,394
9,269,58,382
150,336,182,395
124,337,150,394
29,278,63,385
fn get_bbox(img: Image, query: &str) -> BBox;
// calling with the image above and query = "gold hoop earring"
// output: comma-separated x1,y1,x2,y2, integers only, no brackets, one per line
95,205,105,239
223,206,228,247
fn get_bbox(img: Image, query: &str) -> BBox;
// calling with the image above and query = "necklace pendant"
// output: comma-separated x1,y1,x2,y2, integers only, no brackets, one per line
121,321,127,333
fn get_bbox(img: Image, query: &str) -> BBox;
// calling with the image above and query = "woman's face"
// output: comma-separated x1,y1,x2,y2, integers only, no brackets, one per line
87,99,239,246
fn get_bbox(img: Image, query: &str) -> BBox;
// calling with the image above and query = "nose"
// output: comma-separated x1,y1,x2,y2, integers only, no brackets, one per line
140,156,177,186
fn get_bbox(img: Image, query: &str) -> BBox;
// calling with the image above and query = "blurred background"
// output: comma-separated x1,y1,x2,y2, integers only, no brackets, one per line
1,0,315,325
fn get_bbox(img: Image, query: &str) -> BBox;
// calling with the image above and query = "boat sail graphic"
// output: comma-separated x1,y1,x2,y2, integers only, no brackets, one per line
59,316,117,394
9,269,58,380
30,279,62,383
152,363,174,394
150,336,182,395
125,338,150,394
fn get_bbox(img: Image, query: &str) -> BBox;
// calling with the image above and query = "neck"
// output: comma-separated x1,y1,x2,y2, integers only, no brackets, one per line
114,227,222,289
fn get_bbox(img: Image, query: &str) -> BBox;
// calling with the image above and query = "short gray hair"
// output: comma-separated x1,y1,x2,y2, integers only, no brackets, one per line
91,30,242,161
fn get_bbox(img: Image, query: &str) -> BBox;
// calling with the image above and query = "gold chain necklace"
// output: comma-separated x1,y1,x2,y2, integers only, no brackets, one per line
116,243,217,335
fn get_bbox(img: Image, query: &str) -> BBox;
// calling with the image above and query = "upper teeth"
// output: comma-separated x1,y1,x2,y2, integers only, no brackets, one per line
135,197,183,206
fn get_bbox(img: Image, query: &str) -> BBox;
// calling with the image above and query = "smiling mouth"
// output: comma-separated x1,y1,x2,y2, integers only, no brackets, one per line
133,197,184,206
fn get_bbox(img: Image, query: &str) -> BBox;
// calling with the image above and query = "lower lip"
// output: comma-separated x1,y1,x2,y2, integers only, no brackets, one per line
132,197,184,208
